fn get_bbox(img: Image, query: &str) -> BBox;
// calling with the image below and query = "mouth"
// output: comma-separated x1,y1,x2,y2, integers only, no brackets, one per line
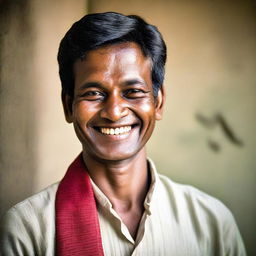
93,125,138,136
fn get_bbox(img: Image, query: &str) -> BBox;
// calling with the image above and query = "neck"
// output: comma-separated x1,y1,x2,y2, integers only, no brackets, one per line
82,149,149,209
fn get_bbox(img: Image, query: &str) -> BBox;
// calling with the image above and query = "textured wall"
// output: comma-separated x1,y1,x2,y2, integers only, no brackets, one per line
0,0,36,216
90,0,256,254
29,0,86,191
0,0,86,215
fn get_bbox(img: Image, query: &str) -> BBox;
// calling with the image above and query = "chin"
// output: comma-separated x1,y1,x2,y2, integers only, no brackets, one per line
85,145,143,163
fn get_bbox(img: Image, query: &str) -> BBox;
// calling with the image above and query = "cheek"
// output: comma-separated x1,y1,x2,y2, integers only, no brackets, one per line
132,100,156,129
73,102,97,124
136,98,156,118
140,103,153,113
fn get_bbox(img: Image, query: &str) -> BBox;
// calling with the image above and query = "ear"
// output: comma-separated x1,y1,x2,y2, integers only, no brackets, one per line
61,90,73,123
155,85,165,121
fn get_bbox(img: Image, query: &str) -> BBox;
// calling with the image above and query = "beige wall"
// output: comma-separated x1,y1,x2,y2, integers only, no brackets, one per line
0,0,255,254
0,0,36,216
0,0,85,213
30,0,85,191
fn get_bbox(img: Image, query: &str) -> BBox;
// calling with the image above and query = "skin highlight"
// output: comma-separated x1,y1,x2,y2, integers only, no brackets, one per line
62,42,165,238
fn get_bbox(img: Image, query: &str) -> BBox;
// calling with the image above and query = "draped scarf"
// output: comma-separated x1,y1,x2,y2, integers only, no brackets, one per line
55,153,104,256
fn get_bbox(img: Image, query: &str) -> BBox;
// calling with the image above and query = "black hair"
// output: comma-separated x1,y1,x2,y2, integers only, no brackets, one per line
57,12,167,97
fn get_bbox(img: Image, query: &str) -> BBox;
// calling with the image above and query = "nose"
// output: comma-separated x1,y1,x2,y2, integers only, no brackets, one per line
100,93,129,122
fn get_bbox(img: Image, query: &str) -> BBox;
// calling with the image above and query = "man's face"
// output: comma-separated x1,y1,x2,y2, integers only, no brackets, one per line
63,42,164,162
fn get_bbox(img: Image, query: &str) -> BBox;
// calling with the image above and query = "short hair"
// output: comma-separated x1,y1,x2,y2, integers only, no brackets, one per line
57,12,167,97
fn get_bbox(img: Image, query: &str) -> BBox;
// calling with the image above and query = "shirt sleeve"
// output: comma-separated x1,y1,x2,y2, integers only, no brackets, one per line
0,207,36,256
0,184,57,256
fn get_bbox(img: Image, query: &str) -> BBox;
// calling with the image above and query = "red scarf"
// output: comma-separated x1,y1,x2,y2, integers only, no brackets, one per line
55,153,104,256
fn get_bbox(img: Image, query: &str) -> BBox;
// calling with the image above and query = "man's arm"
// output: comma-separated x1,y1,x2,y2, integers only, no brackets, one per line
0,208,35,256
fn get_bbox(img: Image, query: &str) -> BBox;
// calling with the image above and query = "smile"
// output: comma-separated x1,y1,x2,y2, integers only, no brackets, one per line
99,126,132,135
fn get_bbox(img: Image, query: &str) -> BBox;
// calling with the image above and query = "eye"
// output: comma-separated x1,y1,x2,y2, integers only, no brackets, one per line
123,88,150,99
81,90,105,101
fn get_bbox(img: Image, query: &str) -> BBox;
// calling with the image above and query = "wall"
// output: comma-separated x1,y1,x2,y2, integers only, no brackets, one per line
90,0,256,254
0,0,85,214
30,0,85,191
0,0,36,216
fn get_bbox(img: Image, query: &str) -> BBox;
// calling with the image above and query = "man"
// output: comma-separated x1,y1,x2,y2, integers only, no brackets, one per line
0,12,246,255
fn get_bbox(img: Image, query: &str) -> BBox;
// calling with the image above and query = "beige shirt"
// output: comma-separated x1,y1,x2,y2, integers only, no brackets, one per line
0,159,246,256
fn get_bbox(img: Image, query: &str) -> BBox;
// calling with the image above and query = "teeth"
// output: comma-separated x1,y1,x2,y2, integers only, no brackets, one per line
100,126,132,135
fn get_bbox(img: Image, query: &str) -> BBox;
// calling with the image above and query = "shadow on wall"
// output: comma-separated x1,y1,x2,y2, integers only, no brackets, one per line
0,0,36,216
195,112,244,152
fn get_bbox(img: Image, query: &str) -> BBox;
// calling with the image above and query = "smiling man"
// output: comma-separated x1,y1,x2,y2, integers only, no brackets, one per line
0,12,246,256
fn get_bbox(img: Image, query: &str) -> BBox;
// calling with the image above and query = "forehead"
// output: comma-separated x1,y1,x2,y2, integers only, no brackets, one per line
73,42,152,81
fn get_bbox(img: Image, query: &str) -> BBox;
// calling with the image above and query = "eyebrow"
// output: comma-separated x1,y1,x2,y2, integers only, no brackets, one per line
78,82,103,91
122,79,146,87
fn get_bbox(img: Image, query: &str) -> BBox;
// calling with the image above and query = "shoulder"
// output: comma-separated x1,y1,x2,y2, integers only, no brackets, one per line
0,182,59,255
12,182,58,211
159,174,230,216
3,182,59,225
158,173,235,227
148,158,235,225
157,174,246,255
